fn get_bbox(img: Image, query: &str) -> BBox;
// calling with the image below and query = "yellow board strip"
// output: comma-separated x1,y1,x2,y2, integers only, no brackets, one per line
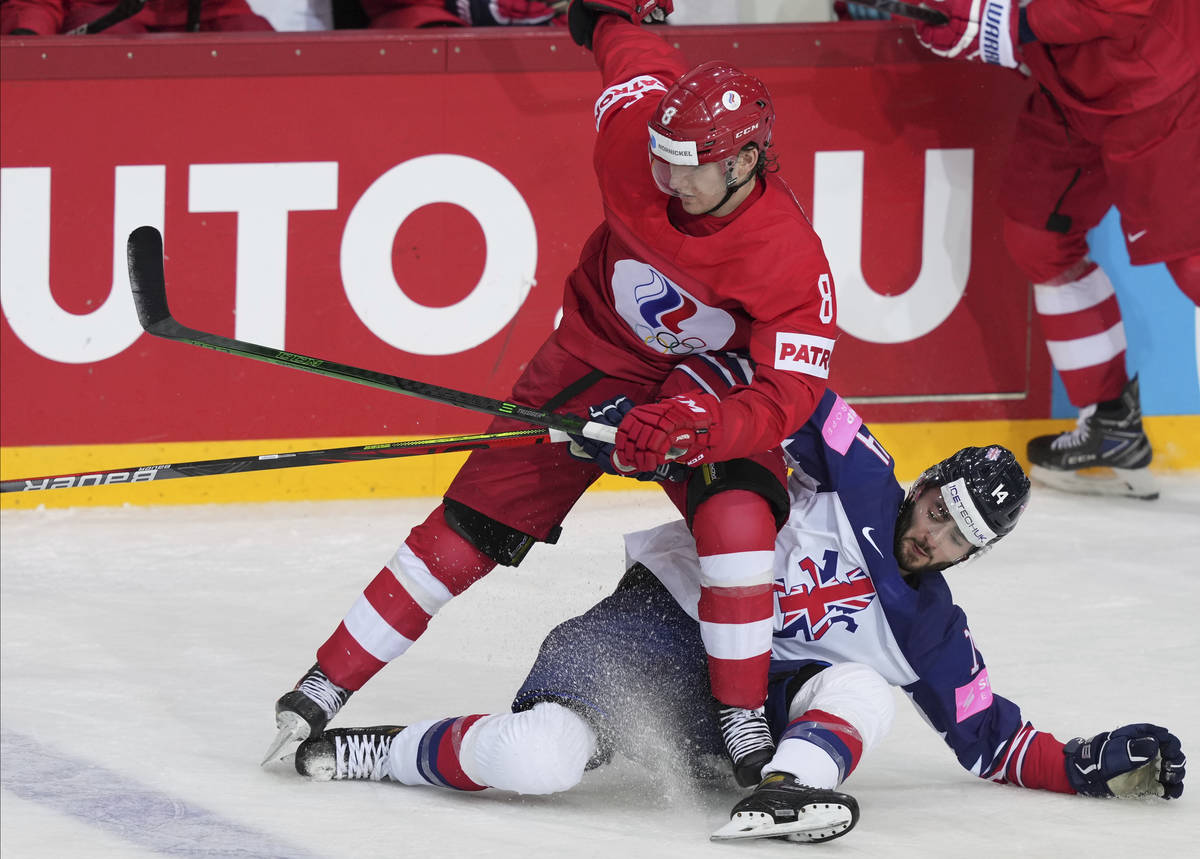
2,416,1197,510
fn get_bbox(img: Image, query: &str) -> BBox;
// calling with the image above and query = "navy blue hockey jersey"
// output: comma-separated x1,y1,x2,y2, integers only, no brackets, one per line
624,389,1073,793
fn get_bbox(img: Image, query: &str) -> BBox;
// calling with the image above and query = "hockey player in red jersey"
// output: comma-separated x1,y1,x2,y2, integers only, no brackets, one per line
287,359,1185,844
912,0,1200,500
264,0,839,778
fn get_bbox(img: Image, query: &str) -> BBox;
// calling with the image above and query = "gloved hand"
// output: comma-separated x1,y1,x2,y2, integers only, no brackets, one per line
1064,724,1186,799
914,0,1020,68
567,396,688,482
567,0,672,50
448,0,565,27
615,391,721,472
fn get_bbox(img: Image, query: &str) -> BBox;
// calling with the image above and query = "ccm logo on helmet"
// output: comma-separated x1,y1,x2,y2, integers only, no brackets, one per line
734,122,760,140
774,333,835,378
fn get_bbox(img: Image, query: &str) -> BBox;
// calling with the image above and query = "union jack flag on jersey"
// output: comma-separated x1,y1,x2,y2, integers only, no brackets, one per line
774,549,878,641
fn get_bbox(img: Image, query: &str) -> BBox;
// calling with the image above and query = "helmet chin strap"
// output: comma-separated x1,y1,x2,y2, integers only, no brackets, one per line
701,156,756,216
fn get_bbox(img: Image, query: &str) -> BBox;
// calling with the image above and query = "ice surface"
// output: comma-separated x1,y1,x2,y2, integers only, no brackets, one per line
2,478,1198,857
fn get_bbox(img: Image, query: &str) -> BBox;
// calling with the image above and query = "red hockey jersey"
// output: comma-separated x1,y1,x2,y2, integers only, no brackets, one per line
1024,0,1200,114
554,16,839,460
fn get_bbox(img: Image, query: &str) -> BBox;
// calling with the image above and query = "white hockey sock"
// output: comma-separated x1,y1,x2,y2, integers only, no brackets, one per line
763,738,842,790
387,703,597,795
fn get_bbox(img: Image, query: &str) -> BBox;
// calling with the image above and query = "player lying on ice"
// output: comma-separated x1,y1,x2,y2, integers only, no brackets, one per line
287,355,1186,844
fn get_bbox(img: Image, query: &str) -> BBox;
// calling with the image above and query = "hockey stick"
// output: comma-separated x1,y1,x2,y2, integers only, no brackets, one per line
126,226,619,446
0,428,558,495
850,0,949,25
65,0,148,35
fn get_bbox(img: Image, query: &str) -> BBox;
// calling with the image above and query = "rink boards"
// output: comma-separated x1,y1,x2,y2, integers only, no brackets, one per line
1,22,1196,508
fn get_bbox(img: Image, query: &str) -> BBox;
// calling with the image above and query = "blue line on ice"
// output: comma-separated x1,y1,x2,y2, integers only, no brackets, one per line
1,728,321,858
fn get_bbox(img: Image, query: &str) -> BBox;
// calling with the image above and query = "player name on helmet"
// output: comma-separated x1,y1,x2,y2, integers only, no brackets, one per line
648,128,699,165
942,478,997,547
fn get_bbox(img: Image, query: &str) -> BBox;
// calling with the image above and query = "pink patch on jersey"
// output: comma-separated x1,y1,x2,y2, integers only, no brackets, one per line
955,669,994,723
821,396,862,454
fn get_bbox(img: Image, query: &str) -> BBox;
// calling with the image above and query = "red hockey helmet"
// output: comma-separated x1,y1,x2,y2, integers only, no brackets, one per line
648,61,775,167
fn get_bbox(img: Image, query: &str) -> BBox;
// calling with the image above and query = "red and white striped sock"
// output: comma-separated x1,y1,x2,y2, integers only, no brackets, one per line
692,489,777,708
1034,261,1128,407
317,505,495,689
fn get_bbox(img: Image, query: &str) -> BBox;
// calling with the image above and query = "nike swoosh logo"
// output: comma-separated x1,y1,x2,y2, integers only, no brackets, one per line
861,526,884,558
1127,229,1148,242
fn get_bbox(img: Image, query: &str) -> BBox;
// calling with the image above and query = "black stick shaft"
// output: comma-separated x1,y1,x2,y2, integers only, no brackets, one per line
126,226,616,444
853,0,949,25
67,0,148,35
1,429,552,494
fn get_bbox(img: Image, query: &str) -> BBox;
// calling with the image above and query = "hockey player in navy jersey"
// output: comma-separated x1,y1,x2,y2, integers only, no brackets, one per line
288,355,1186,844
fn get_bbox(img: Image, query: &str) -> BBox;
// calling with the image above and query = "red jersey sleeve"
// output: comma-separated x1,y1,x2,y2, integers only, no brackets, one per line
591,15,689,93
3,0,65,33
1026,0,1156,45
985,723,1075,794
1021,0,1198,113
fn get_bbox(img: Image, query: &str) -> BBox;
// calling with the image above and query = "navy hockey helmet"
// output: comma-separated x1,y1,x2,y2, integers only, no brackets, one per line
907,445,1030,553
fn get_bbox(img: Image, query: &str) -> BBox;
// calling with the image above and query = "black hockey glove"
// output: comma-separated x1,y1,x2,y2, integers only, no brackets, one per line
1064,723,1185,799
567,395,688,482
567,0,672,50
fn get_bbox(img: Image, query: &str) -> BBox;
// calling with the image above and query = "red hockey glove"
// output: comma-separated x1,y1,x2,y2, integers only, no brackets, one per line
448,0,565,27
566,396,689,482
567,0,672,49
914,0,1020,68
615,391,720,472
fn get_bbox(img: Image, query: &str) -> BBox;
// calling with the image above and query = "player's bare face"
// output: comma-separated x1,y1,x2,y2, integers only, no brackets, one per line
663,161,731,214
896,484,973,573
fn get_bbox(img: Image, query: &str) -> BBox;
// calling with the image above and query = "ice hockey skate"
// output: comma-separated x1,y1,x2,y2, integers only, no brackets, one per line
262,663,353,764
716,704,776,788
294,725,404,781
1027,376,1158,500
711,772,859,843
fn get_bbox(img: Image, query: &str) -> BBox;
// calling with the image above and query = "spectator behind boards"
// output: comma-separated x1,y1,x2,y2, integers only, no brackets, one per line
1,0,273,33
359,0,566,28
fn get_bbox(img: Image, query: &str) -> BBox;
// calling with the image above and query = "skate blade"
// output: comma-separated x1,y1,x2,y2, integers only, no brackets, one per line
710,805,855,843
1030,465,1159,500
261,710,311,766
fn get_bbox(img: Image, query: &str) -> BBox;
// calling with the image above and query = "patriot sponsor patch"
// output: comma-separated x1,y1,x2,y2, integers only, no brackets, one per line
774,332,835,377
